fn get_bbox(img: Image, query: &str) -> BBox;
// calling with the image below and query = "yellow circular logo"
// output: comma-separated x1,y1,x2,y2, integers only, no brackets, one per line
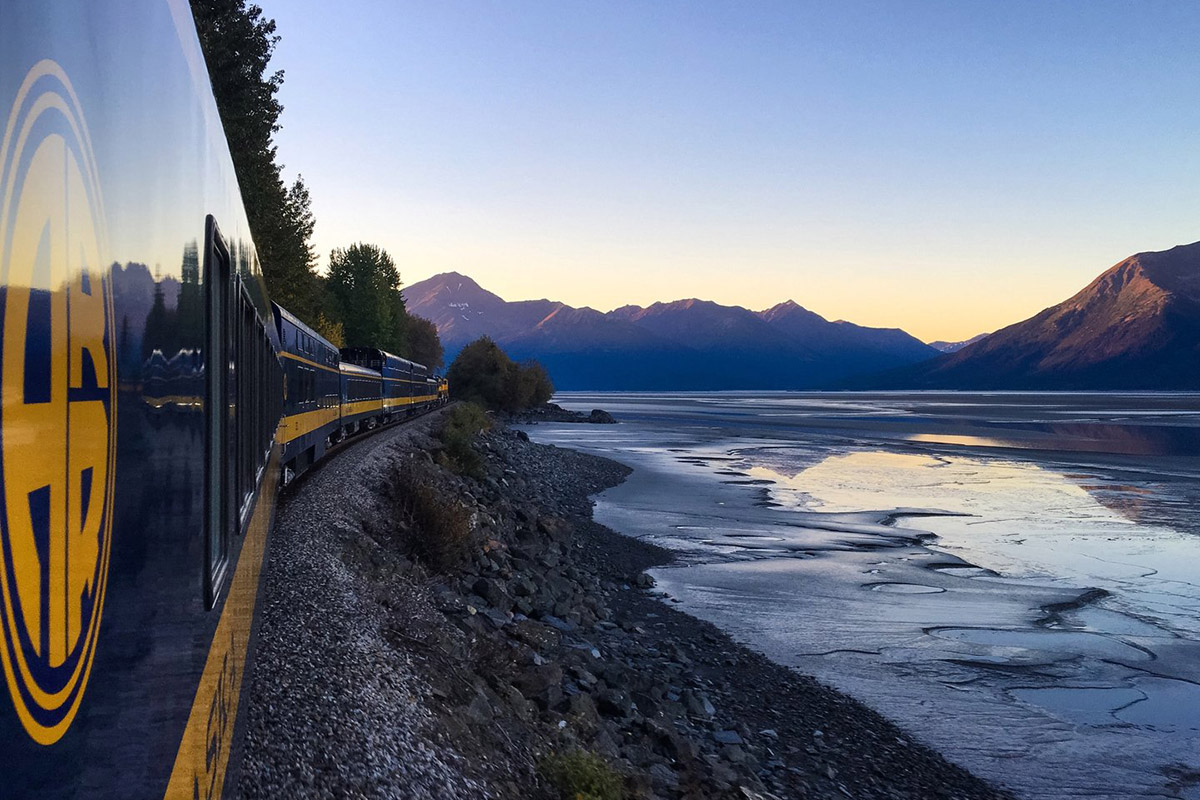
0,60,114,745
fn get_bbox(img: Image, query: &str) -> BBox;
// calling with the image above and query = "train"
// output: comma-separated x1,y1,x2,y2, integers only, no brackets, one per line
0,2,446,797
275,305,448,485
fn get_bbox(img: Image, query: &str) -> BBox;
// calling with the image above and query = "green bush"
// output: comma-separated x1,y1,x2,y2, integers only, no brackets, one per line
539,750,624,800
437,402,492,478
447,337,554,412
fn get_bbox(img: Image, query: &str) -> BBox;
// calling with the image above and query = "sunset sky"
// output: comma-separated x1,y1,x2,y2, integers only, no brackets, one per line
268,1,1200,342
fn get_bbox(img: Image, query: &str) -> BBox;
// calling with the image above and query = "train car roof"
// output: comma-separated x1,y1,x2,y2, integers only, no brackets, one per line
340,346,426,374
381,350,425,373
272,302,338,352
339,362,381,378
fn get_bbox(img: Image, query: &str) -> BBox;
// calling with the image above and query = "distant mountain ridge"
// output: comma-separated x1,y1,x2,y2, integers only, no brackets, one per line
860,241,1200,390
405,272,938,389
928,333,989,353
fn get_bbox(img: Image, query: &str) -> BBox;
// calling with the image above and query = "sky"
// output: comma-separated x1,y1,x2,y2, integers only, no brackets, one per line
268,0,1200,342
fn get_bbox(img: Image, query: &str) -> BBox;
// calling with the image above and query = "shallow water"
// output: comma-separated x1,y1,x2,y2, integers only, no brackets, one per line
522,392,1200,800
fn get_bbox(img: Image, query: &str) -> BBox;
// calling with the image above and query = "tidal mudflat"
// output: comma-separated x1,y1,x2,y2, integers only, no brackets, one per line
523,392,1200,800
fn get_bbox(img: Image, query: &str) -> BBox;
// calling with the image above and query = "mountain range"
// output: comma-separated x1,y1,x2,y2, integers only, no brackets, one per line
405,240,1200,390
405,275,937,389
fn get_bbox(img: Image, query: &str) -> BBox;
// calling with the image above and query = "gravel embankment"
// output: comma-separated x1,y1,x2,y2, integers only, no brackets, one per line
235,410,485,799
235,406,1014,800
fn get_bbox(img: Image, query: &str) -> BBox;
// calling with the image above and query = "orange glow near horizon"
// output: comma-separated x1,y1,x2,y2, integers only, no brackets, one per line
374,233,1118,344
273,2,1200,345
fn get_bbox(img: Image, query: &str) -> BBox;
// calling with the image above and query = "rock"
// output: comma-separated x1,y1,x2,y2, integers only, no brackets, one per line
511,663,563,710
715,730,745,745
621,743,655,768
509,575,536,597
648,763,679,789
597,688,633,718
472,578,514,612
591,727,621,758
464,690,494,724
587,409,617,424
570,666,600,689
508,619,561,653
479,607,511,629
683,689,715,717
723,745,750,765
631,690,662,718
499,684,537,720
545,575,573,599
633,572,656,589
536,515,564,537
566,692,600,726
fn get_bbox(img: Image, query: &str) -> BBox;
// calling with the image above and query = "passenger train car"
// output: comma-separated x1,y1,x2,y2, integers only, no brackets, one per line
0,3,446,797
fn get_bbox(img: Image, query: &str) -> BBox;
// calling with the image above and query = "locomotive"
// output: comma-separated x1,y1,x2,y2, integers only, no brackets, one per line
0,2,446,797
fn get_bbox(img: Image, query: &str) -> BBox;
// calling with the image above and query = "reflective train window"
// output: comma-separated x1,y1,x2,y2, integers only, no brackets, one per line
204,216,284,609
204,217,232,608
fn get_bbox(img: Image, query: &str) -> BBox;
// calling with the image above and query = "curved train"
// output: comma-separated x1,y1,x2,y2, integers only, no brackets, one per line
275,304,447,486
0,3,445,797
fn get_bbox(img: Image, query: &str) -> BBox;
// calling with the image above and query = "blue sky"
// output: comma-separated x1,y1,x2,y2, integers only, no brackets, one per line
269,0,1200,341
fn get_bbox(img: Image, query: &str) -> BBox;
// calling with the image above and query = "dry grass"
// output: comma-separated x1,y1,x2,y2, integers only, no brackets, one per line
437,402,492,478
390,460,475,572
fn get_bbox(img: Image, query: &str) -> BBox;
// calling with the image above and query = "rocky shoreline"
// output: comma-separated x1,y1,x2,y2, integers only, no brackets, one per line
236,406,1014,799
509,401,617,425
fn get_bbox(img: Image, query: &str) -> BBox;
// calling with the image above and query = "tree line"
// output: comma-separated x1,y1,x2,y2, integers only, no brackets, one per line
189,0,443,369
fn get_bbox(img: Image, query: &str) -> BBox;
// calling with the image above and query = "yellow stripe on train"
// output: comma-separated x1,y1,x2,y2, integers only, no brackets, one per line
276,406,339,445
277,396,442,445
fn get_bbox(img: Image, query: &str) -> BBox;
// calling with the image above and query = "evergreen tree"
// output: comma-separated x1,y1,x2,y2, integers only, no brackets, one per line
326,243,405,351
177,241,204,346
142,282,174,361
406,316,444,370
190,0,319,319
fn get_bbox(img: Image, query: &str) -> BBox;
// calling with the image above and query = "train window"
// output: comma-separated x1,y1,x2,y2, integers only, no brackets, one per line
204,216,232,608
203,216,285,609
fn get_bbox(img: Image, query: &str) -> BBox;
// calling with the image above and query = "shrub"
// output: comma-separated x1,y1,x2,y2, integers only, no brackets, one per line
447,337,554,412
512,359,554,409
437,402,492,478
391,461,474,571
539,750,624,800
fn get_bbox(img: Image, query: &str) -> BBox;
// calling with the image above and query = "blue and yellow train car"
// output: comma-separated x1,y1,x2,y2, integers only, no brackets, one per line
338,362,384,433
0,2,284,797
340,346,435,416
275,303,341,482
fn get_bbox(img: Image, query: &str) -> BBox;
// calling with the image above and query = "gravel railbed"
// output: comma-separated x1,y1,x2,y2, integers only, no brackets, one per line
235,405,1014,799
235,409,484,799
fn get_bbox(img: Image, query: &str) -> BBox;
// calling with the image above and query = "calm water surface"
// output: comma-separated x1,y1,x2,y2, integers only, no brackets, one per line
522,392,1200,800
